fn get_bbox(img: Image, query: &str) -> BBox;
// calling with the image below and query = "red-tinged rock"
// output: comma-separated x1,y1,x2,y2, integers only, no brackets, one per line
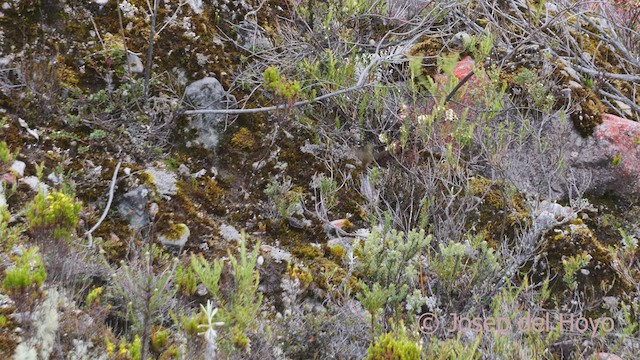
451,56,475,80
593,113,640,195
429,56,491,120
330,219,352,229
594,353,623,360
1,173,16,185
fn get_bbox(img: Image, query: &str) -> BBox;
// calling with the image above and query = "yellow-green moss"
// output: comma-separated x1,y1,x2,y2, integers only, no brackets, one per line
231,127,257,150
542,223,635,297
325,244,347,262
292,244,323,260
570,87,605,137
161,223,189,240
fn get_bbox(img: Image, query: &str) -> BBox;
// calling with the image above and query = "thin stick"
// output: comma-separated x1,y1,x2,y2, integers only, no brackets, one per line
86,160,122,248
183,82,375,115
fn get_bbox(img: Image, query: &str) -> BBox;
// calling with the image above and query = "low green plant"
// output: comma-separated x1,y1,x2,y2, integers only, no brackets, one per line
129,335,142,360
2,247,47,309
89,129,107,140
264,176,304,220
112,245,178,360
358,282,397,343
431,234,499,296
431,241,466,288
85,286,103,307
0,141,12,165
561,252,591,291
355,226,431,329
26,189,82,241
612,153,623,167
191,232,262,354
175,262,198,296
424,335,481,359
263,66,301,101
365,325,421,360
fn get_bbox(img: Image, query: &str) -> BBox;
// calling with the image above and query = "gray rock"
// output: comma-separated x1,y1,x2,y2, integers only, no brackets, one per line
219,224,242,241
501,112,640,201
236,21,272,51
187,0,203,14
145,168,177,199
126,52,144,74
178,164,191,176
9,161,25,177
260,244,292,263
158,223,190,251
185,77,236,150
21,176,48,194
117,186,149,229
47,172,61,185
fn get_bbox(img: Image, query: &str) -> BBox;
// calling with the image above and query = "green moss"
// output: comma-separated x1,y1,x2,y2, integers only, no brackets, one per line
325,244,347,262
570,87,605,137
161,223,188,240
542,223,634,297
467,177,529,246
2,246,46,294
292,244,323,260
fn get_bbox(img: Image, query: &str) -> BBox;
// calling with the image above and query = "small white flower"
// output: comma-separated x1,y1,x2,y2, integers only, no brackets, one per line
378,133,388,144
445,109,457,122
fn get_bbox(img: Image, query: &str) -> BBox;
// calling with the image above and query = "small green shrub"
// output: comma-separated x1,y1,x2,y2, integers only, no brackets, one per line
26,190,82,241
264,176,304,220
191,232,262,354
175,263,198,296
263,66,301,101
365,329,421,360
0,141,12,165
561,252,591,291
85,286,103,307
2,247,47,301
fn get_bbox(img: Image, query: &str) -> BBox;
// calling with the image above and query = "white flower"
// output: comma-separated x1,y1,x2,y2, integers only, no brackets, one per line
444,109,457,122
378,133,388,144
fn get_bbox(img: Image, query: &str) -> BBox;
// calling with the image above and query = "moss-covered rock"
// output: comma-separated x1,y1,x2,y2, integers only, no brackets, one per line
537,220,635,299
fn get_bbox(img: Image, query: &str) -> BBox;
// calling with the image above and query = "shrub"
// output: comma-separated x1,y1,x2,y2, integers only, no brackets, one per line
2,246,47,298
191,232,262,355
112,245,178,360
2,247,47,311
26,190,82,241
365,327,421,360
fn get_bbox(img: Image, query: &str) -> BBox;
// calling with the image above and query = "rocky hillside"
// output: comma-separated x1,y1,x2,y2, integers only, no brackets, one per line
1,0,639,358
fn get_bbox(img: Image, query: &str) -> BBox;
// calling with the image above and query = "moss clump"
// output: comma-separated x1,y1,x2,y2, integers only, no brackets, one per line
570,87,605,137
467,177,529,246
230,127,257,150
325,244,347,262
162,223,189,240
292,244,323,260
541,223,634,297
